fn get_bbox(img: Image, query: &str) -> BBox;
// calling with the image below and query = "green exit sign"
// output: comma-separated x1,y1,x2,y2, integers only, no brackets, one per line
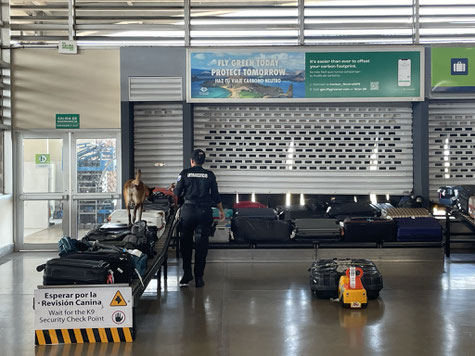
56,114,80,129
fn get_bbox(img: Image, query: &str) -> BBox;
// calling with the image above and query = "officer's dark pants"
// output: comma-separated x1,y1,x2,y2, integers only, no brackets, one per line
180,204,213,278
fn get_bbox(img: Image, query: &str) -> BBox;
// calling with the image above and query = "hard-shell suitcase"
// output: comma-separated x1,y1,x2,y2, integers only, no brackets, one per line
108,209,166,229
293,219,340,239
233,208,277,220
62,251,135,283
309,258,383,299
382,207,431,219
326,202,377,219
342,217,397,243
231,217,292,242
233,201,267,209
395,217,443,242
210,219,231,243
456,185,475,213
38,258,110,285
143,200,171,215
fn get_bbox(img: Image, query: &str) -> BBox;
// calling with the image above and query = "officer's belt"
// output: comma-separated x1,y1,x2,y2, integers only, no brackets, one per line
184,199,211,207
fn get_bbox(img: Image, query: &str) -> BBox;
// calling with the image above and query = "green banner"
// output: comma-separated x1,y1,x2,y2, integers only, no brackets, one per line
56,114,80,129
306,51,421,98
431,47,475,93
35,154,50,165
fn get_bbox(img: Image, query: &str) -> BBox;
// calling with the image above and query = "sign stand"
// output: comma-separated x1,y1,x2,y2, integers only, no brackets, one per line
34,284,133,345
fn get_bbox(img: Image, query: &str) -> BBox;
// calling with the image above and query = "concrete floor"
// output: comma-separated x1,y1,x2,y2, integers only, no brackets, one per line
1,251,475,356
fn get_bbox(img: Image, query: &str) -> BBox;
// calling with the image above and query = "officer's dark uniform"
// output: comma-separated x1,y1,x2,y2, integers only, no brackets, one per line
174,165,221,280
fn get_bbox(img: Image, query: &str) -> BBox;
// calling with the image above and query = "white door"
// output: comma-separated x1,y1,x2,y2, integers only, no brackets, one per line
16,133,70,250
15,130,121,250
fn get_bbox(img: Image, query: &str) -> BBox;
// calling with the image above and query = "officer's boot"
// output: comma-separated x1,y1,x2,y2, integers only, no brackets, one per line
180,269,193,285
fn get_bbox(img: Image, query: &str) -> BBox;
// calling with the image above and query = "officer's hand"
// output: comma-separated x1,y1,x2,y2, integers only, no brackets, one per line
169,183,176,191
219,211,225,222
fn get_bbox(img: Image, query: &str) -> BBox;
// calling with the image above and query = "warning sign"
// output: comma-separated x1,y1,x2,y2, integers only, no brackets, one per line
110,291,127,307
34,286,133,330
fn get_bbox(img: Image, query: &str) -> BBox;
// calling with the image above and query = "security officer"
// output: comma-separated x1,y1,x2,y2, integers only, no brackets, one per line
173,149,224,288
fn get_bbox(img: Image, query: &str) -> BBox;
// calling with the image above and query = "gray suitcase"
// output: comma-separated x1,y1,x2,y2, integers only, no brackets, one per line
293,219,341,239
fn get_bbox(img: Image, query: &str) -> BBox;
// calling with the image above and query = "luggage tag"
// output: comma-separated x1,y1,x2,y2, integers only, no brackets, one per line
349,266,356,289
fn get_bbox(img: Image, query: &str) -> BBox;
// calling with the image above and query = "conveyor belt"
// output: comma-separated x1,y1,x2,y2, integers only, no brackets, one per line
131,208,176,304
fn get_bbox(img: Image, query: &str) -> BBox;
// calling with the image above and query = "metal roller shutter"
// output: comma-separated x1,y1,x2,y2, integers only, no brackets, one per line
134,103,183,188
194,104,413,195
429,101,475,201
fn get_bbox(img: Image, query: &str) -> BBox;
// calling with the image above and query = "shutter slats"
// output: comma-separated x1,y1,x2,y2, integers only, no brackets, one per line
429,101,475,200
134,103,183,187
194,104,413,195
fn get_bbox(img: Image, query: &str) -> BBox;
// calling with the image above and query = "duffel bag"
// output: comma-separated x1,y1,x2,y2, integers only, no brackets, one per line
233,208,277,220
326,202,377,219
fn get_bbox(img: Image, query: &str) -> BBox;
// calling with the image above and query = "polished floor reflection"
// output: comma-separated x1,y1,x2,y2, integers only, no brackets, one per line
1,251,475,356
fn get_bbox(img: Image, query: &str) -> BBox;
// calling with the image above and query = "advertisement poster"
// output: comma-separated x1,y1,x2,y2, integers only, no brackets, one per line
190,52,305,99
432,47,475,93
306,51,420,98
188,49,422,102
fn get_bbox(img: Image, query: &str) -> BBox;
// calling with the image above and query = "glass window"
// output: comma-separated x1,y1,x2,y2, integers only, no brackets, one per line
76,138,117,193
23,200,64,244
22,138,64,193
77,199,118,238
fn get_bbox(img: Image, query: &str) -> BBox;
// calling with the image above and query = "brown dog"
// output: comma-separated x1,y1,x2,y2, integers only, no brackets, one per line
123,170,149,226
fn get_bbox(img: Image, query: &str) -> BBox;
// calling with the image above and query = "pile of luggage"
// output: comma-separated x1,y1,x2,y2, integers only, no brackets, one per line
222,198,443,244
37,186,175,286
37,220,161,286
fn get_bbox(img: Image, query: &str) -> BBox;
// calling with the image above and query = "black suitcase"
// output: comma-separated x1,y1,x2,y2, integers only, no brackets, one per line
231,217,292,242
37,258,110,285
309,258,383,299
342,217,397,243
233,208,277,220
62,251,135,283
456,185,475,213
326,202,377,219
293,218,340,239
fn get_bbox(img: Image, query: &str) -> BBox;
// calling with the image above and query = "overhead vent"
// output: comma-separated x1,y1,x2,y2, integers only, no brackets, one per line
129,77,182,102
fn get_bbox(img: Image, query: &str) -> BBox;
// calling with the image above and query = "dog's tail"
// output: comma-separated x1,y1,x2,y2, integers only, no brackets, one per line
133,169,142,185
